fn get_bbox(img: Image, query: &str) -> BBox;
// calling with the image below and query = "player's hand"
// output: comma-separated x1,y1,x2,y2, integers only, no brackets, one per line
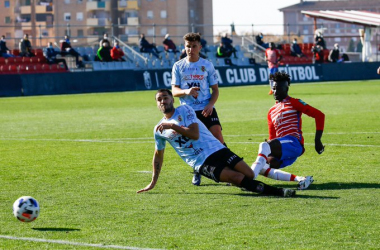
156,123,172,133
202,105,213,117
186,87,200,98
315,140,325,154
137,183,155,193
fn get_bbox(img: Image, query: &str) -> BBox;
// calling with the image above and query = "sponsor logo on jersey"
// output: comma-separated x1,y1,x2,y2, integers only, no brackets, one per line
201,66,206,72
183,74,204,81
178,115,182,122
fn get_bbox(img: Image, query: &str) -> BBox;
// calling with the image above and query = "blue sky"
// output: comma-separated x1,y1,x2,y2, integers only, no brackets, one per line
213,0,301,35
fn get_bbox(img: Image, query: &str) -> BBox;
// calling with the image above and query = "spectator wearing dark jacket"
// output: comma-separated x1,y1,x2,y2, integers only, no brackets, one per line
19,34,34,57
97,41,113,62
139,34,161,58
163,34,179,53
44,42,68,70
290,38,305,57
0,35,15,58
60,35,82,67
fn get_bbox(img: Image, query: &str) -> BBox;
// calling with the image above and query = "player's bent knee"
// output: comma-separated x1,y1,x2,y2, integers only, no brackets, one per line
258,142,271,156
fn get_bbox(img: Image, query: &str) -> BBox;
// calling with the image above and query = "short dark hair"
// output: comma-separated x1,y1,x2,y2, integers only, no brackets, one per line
155,89,173,99
270,71,291,86
183,33,201,43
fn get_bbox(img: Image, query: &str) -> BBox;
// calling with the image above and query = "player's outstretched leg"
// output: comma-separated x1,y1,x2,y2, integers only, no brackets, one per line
240,177,296,197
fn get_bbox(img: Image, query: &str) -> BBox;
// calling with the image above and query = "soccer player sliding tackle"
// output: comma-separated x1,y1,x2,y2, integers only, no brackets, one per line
251,72,325,190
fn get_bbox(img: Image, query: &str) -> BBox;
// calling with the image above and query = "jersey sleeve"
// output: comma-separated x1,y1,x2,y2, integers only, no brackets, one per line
181,105,198,126
291,98,325,131
267,109,276,140
154,126,166,150
171,63,181,87
207,62,219,86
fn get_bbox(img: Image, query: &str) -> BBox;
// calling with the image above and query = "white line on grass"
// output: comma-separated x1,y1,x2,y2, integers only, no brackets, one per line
0,235,163,250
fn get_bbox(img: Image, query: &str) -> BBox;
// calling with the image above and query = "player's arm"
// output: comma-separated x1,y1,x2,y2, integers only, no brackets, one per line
267,111,276,140
172,85,200,98
156,122,199,140
202,84,219,117
137,149,164,193
295,100,325,154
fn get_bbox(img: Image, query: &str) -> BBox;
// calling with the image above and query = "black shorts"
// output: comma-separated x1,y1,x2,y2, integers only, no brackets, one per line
195,108,222,129
198,148,243,183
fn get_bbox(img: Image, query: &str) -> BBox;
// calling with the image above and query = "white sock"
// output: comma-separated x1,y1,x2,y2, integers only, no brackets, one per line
251,142,271,179
260,164,303,182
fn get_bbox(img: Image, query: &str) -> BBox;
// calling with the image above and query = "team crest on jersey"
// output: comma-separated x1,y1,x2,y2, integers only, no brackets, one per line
178,115,182,122
298,99,307,105
201,66,206,72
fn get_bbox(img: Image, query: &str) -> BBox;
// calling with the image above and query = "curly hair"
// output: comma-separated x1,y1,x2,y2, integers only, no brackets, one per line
183,32,201,43
269,71,291,86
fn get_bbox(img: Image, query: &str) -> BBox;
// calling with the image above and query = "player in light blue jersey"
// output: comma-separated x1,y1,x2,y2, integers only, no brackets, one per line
171,32,225,186
137,89,296,198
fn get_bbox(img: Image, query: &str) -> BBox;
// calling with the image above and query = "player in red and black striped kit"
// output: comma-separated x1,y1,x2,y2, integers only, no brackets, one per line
251,71,325,190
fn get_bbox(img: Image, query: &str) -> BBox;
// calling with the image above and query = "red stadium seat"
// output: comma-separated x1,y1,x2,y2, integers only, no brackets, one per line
34,64,44,73
8,64,19,74
42,64,51,72
19,64,31,74
0,57,5,65
12,49,20,56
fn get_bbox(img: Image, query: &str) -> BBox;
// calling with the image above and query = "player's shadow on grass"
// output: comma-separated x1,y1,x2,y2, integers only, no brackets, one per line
307,182,380,190
32,228,80,232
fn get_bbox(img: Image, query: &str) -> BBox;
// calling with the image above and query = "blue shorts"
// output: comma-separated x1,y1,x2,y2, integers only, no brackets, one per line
277,135,304,168
269,67,279,75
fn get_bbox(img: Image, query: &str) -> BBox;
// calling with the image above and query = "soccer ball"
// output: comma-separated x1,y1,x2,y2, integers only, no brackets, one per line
13,196,40,222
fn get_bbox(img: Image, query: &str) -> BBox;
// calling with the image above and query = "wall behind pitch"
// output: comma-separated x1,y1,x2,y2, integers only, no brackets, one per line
0,74,23,97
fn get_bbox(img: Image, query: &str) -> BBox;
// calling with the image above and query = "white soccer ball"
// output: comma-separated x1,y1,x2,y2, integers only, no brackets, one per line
13,196,40,222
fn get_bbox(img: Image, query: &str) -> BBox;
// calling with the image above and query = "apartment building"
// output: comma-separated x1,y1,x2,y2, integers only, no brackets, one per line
280,0,380,50
0,0,213,48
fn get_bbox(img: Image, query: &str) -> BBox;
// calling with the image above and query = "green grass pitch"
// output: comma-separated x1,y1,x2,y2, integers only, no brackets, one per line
0,80,379,249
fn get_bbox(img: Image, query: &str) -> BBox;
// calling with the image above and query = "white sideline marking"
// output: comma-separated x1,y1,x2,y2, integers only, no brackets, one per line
0,132,378,148
0,235,163,250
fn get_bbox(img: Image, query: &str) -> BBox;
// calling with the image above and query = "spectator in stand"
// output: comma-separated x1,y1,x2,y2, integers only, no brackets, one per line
265,42,282,95
97,41,113,62
328,43,341,63
311,45,324,64
162,34,179,54
44,42,68,70
99,33,110,48
0,35,15,58
315,32,326,50
199,33,210,53
110,40,125,62
60,35,82,68
290,38,305,58
255,33,268,49
139,33,161,58
19,34,34,57
216,42,230,58
221,33,237,58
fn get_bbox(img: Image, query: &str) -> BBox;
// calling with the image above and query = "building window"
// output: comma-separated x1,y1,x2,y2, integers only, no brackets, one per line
190,10,194,18
64,13,71,21
5,16,11,24
147,28,154,36
160,10,167,19
77,0,83,3
65,0,70,3
147,10,153,19
5,1,10,8
77,29,84,37
76,12,83,21
160,28,167,35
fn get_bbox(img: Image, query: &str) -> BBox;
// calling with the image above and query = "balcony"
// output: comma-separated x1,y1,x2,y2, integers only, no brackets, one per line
20,5,53,14
21,21,48,30
118,0,139,10
127,17,139,25
87,18,112,27
86,1,111,11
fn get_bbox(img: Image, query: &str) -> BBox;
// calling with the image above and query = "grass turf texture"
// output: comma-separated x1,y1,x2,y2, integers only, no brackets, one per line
0,80,379,249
